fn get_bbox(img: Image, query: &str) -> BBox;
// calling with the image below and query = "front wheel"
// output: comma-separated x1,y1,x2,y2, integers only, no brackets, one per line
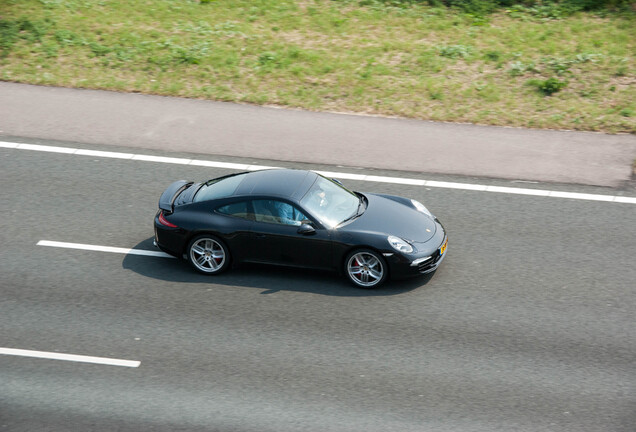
187,235,230,275
344,249,387,288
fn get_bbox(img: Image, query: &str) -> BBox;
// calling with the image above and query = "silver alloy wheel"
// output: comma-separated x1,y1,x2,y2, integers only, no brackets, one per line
347,251,384,287
189,237,226,273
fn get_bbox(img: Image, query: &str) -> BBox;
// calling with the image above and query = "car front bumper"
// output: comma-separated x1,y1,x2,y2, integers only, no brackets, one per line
385,235,448,280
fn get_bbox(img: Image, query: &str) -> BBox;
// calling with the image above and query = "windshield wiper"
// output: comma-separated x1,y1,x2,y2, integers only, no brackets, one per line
337,196,365,227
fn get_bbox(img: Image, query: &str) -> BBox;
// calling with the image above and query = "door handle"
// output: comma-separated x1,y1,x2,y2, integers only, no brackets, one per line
255,233,267,238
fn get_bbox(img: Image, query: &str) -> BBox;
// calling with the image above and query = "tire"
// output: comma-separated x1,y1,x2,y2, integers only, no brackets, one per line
344,249,387,288
187,234,230,275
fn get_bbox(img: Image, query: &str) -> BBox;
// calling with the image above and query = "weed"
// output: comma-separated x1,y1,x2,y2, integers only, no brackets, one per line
18,18,51,42
473,81,486,91
579,88,597,97
540,53,604,76
429,89,444,100
437,44,472,59
175,21,214,35
446,0,498,16
54,29,84,46
484,50,501,62
614,65,627,76
359,69,372,79
258,52,278,67
213,22,246,38
527,77,568,96
544,57,572,75
115,48,134,62
89,42,111,57
174,43,211,65
573,53,603,63
508,61,537,76
506,3,572,21
543,78,568,95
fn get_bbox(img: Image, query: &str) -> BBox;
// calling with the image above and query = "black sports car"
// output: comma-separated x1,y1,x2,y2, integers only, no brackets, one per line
154,169,447,288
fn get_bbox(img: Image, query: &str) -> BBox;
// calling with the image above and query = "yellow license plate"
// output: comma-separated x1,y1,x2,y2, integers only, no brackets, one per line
439,238,448,255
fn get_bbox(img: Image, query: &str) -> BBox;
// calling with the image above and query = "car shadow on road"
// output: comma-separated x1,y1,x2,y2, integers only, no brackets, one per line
122,238,435,297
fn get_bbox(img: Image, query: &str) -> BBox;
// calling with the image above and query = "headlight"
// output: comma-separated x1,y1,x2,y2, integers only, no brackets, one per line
388,235,413,254
411,199,433,217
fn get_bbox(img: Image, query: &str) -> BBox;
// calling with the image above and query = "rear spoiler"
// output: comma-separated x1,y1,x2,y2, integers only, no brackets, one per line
158,180,192,212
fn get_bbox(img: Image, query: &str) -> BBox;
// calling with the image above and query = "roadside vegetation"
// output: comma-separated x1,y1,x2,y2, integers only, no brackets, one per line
1,0,634,132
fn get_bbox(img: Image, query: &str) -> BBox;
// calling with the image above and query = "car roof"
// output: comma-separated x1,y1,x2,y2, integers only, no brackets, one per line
233,169,319,201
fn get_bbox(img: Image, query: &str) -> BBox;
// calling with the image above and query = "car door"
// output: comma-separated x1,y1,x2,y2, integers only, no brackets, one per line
212,200,254,263
246,199,333,270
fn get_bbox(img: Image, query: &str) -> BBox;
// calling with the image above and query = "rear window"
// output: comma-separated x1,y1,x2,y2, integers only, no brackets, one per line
193,173,247,203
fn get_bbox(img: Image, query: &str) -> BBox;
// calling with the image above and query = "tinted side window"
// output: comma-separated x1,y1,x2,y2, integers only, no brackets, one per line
216,201,251,220
252,200,307,226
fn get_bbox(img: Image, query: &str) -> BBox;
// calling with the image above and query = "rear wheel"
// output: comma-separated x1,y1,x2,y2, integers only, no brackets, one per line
344,249,387,288
187,235,230,275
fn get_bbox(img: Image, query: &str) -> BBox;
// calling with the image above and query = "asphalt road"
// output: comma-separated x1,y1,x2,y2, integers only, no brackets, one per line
1,140,635,432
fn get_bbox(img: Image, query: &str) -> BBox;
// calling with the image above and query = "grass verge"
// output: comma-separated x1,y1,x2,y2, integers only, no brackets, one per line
1,0,634,133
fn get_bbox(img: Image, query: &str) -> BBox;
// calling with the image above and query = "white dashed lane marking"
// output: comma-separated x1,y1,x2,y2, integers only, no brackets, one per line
0,347,140,368
37,240,174,258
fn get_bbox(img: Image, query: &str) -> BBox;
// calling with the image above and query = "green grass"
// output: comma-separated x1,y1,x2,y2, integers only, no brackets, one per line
1,0,634,132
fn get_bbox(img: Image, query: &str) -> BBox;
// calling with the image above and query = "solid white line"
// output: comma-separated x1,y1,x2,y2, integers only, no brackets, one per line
615,196,636,204
0,347,140,368
3,141,635,205
364,175,426,186
485,185,550,196
75,149,135,159
547,191,615,202
37,240,174,258
426,180,488,191
19,143,76,153
0,141,19,149
315,170,367,181
190,159,251,170
132,154,192,164
247,164,279,171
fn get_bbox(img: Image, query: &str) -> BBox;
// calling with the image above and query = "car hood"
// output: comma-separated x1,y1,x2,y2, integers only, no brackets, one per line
344,193,437,243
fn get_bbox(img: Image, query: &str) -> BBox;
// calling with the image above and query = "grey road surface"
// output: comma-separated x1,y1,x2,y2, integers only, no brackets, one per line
1,81,635,187
2,141,635,431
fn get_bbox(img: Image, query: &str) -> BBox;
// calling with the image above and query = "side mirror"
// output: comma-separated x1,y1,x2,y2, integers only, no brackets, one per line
297,223,315,235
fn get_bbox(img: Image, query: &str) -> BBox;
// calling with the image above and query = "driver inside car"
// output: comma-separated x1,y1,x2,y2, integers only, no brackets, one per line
273,201,306,226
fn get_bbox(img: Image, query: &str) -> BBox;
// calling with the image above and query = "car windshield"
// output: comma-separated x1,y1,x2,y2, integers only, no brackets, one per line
300,176,361,228
193,173,247,203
